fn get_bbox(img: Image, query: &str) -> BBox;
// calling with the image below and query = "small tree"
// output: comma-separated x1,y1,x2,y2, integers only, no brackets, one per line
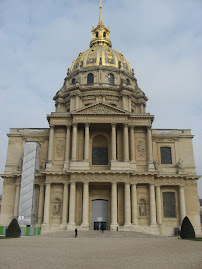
6,218,21,238
180,216,195,239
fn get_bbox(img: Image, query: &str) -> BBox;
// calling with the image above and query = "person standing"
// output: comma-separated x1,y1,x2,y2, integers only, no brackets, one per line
75,228,78,238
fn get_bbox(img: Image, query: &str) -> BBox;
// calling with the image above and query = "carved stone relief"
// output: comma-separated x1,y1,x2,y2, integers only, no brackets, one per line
139,200,146,216
136,138,146,160
51,185,63,223
53,199,61,216
55,139,65,159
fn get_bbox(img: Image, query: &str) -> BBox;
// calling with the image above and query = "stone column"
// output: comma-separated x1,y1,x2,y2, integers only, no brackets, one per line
150,184,157,226
128,97,131,112
122,95,126,110
68,182,76,226
75,94,80,110
131,184,138,226
84,123,90,161
13,183,21,218
140,104,144,113
47,125,54,169
124,124,129,161
124,183,131,226
61,183,69,226
43,183,51,225
71,123,78,161
156,185,162,225
130,126,135,161
64,125,71,170
147,127,155,171
111,124,117,161
179,185,186,222
111,183,118,229
82,182,89,227
37,184,45,224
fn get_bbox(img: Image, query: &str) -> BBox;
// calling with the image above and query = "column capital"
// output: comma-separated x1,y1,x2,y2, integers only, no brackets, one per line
45,182,51,186
111,123,117,127
63,182,69,186
72,123,78,127
50,124,55,128
15,183,21,187
155,184,161,187
130,125,135,130
85,123,90,127
65,124,71,129
123,123,129,128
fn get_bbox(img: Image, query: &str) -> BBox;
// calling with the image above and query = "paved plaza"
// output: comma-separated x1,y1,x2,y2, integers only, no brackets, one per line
0,231,202,269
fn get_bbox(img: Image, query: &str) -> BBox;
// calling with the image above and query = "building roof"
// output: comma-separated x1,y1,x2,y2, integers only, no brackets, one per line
69,3,132,75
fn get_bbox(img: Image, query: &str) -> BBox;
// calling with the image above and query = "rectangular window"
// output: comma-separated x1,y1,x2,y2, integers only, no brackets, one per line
163,192,176,218
160,147,172,164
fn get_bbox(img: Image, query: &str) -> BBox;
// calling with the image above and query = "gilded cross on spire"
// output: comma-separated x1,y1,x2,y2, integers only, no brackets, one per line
99,0,103,24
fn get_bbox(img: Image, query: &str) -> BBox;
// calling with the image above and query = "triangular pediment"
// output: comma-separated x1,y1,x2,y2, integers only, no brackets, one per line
72,102,127,115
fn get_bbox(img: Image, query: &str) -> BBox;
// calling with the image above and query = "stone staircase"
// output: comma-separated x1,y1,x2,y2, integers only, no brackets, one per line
40,230,164,239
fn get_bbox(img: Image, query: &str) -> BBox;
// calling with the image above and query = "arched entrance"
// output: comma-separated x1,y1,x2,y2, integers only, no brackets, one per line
91,199,108,230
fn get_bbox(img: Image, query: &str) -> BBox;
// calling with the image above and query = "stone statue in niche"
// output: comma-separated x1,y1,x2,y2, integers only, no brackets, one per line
136,139,145,159
41,159,46,170
17,158,23,171
153,159,159,170
177,159,183,174
56,140,64,158
139,201,146,216
53,203,61,216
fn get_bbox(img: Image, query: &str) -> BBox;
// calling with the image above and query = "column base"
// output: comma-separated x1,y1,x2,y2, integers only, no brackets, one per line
148,162,155,171
67,223,76,230
46,162,52,170
63,161,70,171
150,223,158,227
130,161,136,170
111,161,130,170
124,223,132,227
81,222,89,228
70,161,89,170
132,224,139,227
110,223,118,231
41,223,50,234
60,223,68,230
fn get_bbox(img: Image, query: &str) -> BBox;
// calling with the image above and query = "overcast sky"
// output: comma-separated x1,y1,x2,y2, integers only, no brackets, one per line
0,0,202,198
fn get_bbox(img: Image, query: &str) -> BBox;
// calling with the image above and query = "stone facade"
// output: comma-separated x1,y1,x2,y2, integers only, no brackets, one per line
0,4,201,236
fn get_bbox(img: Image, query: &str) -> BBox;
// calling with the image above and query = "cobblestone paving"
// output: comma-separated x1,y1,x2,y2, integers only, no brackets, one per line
0,231,202,269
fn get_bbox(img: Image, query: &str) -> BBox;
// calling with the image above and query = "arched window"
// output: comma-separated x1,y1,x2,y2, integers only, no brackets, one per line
126,79,130,85
72,78,76,85
92,135,108,165
108,73,114,84
103,32,106,37
87,73,94,85
96,32,98,38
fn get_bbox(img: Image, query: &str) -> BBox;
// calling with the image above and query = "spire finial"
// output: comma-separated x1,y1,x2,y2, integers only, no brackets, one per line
99,0,103,25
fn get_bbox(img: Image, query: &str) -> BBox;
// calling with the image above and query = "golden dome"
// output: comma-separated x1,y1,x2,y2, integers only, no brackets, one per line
69,2,132,75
